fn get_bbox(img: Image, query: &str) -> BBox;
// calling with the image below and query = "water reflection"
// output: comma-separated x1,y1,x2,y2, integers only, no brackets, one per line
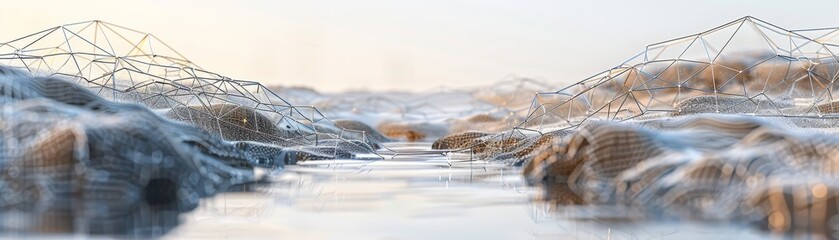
166,143,775,239
0,143,787,239
0,199,187,238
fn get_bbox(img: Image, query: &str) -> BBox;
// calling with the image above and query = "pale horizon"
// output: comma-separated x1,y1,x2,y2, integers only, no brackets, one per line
2,0,837,92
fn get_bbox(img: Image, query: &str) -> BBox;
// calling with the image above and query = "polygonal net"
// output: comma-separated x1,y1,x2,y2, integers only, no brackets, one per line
435,16,839,163
296,76,552,142
0,20,386,236
430,16,839,235
0,20,384,157
520,17,839,131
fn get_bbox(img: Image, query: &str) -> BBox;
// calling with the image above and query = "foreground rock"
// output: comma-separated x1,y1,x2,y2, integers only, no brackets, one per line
522,114,839,236
0,66,306,236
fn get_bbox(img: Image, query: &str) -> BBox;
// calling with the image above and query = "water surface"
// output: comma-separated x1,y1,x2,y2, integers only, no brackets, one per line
165,143,773,239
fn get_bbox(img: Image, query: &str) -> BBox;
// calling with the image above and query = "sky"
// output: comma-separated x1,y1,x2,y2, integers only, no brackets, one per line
1,0,838,92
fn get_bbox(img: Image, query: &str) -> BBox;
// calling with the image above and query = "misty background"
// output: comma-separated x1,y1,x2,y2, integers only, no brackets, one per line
1,0,837,92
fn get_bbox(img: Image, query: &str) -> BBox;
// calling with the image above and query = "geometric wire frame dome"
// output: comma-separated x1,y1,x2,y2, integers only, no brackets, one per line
0,20,383,156
516,16,839,135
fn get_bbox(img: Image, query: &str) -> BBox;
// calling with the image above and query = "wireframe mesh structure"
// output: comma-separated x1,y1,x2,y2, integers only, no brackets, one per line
0,20,387,237
292,76,553,141
0,20,383,158
518,16,839,133
431,16,839,236
0,64,257,236
434,16,839,163
5,16,839,238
